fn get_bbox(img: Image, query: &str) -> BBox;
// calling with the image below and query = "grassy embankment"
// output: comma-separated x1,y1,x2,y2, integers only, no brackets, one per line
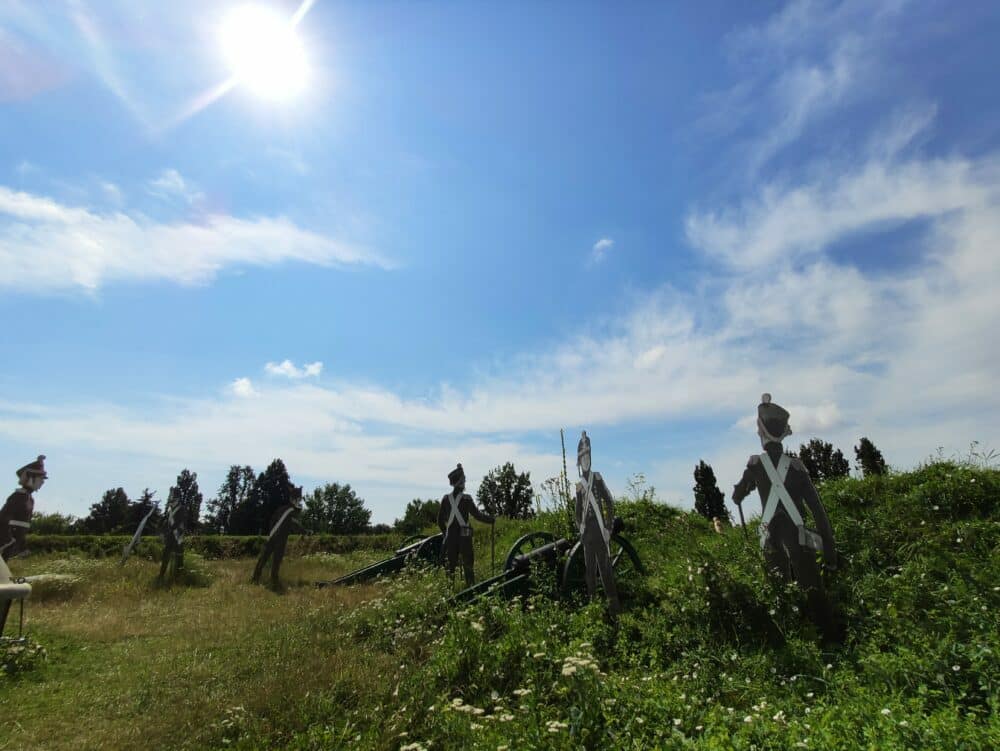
2,458,999,750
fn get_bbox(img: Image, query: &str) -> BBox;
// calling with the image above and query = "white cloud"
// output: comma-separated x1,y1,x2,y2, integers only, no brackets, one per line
229,378,259,398
590,237,614,264
686,155,995,269
0,184,388,291
265,360,323,379
147,168,203,204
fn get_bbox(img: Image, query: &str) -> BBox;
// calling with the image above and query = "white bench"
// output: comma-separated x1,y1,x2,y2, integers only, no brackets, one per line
0,555,31,639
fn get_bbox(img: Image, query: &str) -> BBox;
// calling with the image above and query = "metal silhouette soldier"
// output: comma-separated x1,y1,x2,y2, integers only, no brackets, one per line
575,432,622,615
438,464,494,586
158,488,186,582
1,456,45,632
732,394,839,639
1,456,45,562
253,484,307,588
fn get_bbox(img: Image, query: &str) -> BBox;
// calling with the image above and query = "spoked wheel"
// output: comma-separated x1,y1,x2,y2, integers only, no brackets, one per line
560,535,645,597
412,534,443,565
504,532,556,572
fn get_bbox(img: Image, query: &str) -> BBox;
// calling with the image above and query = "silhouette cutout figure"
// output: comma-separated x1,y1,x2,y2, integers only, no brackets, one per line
574,432,622,615
732,394,839,640
253,483,306,588
438,464,494,586
158,488,187,582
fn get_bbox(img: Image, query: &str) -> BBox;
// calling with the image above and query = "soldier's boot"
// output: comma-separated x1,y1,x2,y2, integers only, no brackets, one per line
157,553,170,581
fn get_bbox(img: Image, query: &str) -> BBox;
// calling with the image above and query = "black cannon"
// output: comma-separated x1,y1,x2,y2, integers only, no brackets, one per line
451,519,644,604
315,533,443,588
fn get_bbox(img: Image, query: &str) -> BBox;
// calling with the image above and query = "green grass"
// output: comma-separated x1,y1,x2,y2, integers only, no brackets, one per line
3,460,999,750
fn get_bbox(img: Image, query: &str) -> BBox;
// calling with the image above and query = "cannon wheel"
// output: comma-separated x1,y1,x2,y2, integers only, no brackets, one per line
412,534,443,565
504,532,556,572
560,535,644,596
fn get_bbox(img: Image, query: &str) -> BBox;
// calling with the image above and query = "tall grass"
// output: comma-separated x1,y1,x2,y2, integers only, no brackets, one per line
2,460,999,750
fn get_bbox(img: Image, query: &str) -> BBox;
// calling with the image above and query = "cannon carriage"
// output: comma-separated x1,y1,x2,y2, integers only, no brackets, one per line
314,532,444,588
452,518,644,604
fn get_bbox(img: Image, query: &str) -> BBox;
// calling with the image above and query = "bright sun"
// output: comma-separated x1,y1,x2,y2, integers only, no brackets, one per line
220,5,308,101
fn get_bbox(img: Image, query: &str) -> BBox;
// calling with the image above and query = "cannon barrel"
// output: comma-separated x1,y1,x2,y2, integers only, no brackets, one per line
510,538,573,573
315,532,443,588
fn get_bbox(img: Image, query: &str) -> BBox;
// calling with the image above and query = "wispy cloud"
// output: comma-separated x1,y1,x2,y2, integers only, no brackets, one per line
265,360,324,379
590,237,614,264
146,168,204,205
0,183,389,292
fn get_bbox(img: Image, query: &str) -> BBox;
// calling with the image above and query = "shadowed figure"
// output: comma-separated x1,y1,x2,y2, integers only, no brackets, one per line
732,394,840,641
438,464,494,587
253,483,307,588
158,489,186,582
1,455,45,633
574,432,622,615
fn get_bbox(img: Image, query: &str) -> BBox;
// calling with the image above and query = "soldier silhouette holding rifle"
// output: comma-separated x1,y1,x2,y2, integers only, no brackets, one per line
438,464,494,586
575,432,622,615
252,483,307,589
732,394,840,641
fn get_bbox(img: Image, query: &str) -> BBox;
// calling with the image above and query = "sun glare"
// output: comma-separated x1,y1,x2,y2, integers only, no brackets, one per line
220,5,308,102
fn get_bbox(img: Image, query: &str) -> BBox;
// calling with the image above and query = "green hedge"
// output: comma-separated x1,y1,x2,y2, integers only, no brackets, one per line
24,533,405,559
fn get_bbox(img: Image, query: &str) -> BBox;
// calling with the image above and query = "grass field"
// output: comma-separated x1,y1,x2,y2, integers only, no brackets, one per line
3,459,1000,750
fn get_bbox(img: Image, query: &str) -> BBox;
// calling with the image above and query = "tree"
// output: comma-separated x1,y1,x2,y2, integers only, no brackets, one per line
854,437,887,477
125,488,162,535
31,512,78,535
302,483,371,534
393,499,441,535
206,465,256,534
81,487,131,534
254,459,291,535
170,469,203,532
797,439,850,483
477,463,535,519
693,460,729,522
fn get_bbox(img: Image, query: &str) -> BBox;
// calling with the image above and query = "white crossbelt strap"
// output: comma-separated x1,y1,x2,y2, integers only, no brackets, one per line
582,474,609,547
268,507,296,540
166,504,184,545
447,492,468,529
8,520,30,529
758,453,824,553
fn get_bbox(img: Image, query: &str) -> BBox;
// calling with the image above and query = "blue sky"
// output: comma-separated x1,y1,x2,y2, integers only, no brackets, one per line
2,0,999,523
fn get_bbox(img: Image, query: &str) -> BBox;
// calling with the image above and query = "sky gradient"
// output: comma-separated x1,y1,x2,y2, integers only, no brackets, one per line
2,0,999,523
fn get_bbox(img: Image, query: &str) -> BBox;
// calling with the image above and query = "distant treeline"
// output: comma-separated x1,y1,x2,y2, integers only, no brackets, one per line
35,439,885,537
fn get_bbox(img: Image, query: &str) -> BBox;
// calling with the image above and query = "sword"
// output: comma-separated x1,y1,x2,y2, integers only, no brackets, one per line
120,507,158,566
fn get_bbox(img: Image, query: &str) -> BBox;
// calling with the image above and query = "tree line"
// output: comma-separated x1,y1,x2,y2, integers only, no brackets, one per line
35,459,539,537
691,436,889,523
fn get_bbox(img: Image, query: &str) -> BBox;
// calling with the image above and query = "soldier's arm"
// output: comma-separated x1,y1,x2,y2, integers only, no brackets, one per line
793,462,836,566
466,496,494,524
437,497,448,532
596,473,616,524
732,458,758,504
574,486,584,531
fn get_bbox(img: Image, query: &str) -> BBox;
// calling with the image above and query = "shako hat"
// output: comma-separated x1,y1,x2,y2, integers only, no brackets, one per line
448,463,465,487
289,483,304,507
17,455,47,479
757,394,792,443
577,431,591,461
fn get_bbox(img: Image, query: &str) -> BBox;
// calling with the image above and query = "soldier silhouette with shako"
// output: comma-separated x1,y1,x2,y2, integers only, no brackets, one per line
1,455,46,632
1,455,45,563
732,394,839,640
158,488,187,582
574,432,622,615
252,483,307,589
438,464,494,586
